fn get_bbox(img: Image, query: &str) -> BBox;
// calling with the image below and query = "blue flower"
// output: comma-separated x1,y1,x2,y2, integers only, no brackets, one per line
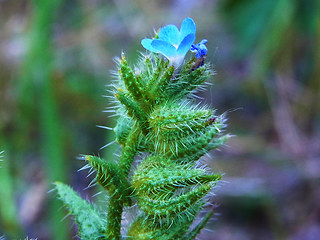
191,39,208,58
141,18,196,66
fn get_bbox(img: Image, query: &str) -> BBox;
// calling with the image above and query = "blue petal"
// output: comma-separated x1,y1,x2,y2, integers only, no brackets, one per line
180,18,196,40
190,44,198,51
177,33,195,56
151,39,177,58
200,39,208,44
199,44,208,55
141,39,158,53
158,25,180,46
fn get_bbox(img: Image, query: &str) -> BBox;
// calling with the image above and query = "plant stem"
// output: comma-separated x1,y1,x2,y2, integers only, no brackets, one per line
106,194,124,240
105,127,140,238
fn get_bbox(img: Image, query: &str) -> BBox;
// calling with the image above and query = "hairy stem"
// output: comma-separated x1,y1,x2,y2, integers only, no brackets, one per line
106,195,124,240
105,126,140,238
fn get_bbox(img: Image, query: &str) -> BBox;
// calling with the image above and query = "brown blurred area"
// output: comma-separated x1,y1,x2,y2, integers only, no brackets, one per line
0,0,319,239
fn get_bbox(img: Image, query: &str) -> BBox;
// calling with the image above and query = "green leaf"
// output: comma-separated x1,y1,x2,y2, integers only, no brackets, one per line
54,182,105,239
184,210,214,240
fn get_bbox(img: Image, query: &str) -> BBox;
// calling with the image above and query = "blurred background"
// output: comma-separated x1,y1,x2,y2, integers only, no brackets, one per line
0,0,319,239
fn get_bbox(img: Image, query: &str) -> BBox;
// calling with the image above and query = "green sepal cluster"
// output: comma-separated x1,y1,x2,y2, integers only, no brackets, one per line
128,156,220,239
132,156,221,200
148,104,226,159
56,50,229,240
111,54,228,239
54,182,105,239
114,54,227,155
164,63,211,100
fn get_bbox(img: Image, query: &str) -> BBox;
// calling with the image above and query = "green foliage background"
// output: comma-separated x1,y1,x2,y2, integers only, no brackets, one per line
0,0,319,239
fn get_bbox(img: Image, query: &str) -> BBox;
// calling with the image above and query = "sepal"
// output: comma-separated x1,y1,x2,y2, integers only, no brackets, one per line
114,113,133,146
115,89,148,134
119,56,144,101
85,155,133,206
165,64,211,100
147,65,175,101
127,202,203,240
